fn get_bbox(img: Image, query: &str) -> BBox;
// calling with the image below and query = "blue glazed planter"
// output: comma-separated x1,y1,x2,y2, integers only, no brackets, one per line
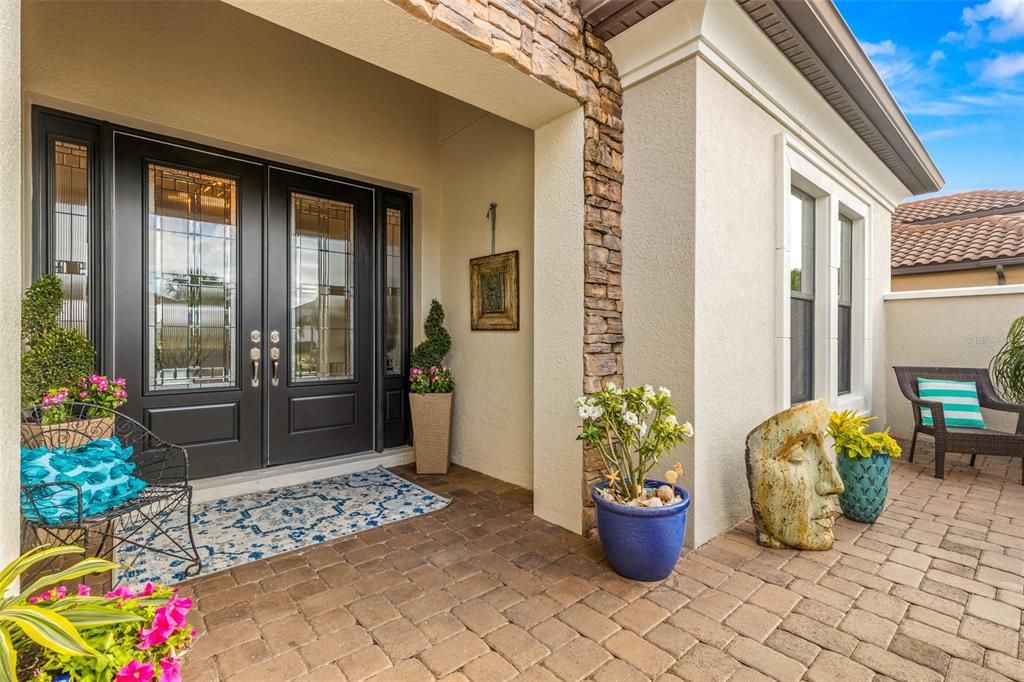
836,452,891,523
592,480,691,582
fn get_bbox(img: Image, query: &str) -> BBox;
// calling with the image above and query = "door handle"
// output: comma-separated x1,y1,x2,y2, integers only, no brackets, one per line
250,347,261,388
270,347,280,387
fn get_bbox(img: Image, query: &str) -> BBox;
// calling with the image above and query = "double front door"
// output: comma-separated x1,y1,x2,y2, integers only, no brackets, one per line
112,134,406,478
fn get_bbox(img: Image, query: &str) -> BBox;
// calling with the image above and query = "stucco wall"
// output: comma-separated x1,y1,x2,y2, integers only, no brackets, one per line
622,60,697,542
439,99,535,489
893,265,1024,291
21,0,444,326
885,287,1024,439
0,0,22,568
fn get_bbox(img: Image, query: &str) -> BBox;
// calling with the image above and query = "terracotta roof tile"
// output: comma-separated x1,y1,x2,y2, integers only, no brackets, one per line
893,189,1024,226
891,213,1024,269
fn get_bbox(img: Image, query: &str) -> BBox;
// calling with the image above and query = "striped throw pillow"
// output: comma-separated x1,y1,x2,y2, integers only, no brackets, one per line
917,378,986,429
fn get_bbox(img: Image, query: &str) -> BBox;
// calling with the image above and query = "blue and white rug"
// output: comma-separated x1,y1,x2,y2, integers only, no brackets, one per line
117,466,450,585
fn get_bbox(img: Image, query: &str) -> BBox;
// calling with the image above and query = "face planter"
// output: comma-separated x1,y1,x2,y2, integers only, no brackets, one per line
745,400,845,550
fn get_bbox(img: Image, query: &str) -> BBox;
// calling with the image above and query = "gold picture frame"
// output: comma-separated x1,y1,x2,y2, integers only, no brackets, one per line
470,250,519,331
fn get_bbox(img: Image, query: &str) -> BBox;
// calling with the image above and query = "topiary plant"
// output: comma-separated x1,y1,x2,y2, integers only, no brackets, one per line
991,315,1024,404
21,274,96,407
410,299,451,371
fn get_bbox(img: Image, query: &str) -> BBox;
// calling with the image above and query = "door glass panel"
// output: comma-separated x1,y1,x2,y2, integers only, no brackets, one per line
290,193,355,382
52,140,91,337
384,207,403,375
147,165,237,391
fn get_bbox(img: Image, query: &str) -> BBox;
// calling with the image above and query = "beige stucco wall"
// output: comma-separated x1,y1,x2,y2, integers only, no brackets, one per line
1,0,22,568
885,287,1024,439
439,99,534,489
533,107,585,533
893,265,1024,291
622,59,697,542
21,0,444,325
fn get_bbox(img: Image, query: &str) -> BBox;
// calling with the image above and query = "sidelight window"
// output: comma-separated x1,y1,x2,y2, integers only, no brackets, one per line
789,186,815,405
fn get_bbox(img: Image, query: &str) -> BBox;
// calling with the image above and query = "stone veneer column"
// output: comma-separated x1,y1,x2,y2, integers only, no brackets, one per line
389,0,623,534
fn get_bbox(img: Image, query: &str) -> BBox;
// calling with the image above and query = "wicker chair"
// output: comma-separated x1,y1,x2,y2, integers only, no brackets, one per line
20,402,201,582
893,367,1024,483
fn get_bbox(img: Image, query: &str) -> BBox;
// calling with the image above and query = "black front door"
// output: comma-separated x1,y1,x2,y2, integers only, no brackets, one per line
266,169,374,464
113,134,264,478
113,138,383,477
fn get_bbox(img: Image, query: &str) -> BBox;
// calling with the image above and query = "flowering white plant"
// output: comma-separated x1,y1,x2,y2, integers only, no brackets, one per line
577,383,693,502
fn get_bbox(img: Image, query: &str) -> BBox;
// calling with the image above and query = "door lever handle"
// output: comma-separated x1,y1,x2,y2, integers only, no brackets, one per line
270,347,280,387
250,347,261,388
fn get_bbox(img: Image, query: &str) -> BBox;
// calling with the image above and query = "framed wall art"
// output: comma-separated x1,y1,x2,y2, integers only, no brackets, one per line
470,250,519,331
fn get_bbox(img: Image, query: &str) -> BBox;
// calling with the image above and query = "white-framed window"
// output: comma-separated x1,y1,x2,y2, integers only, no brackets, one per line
776,135,872,413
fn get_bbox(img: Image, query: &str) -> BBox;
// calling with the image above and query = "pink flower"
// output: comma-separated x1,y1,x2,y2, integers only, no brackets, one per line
138,596,192,650
158,658,181,682
115,377,127,386
115,390,128,399
105,585,136,600
77,584,91,596
115,660,154,682
53,585,67,600
79,391,88,398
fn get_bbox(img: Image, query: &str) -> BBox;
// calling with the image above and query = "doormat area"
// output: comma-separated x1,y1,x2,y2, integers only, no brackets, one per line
117,466,451,586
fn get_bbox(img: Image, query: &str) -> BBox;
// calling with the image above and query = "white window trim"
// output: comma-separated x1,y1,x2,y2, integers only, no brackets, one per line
776,133,872,414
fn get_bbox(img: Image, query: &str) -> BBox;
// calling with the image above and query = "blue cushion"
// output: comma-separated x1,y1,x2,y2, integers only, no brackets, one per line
21,437,148,524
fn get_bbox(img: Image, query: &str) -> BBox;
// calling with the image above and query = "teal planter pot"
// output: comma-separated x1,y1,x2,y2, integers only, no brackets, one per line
836,452,891,523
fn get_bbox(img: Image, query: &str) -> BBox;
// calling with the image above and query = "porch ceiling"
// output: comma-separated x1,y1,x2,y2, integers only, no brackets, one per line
221,0,579,130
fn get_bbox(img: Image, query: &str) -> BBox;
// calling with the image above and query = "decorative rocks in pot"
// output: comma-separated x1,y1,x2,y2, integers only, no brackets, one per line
828,410,903,524
578,384,694,581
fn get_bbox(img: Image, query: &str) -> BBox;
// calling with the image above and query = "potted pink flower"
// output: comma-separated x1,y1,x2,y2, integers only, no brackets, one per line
22,375,129,449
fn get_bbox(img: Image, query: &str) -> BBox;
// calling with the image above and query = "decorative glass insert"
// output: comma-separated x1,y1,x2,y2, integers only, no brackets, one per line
790,187,815,404
384,207,403,376
52,140,91,337
147,165,237,391
838,214,854,395
291,193,355,383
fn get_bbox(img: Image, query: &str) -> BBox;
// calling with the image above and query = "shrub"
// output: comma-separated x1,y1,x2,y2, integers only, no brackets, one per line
21,275,96,408
410,300,451,371
991,315,1024,404
828,410,902,458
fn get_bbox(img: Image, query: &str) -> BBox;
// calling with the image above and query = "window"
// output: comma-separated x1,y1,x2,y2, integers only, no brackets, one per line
837,214,854,395
384,206,404,375
789,186,815,404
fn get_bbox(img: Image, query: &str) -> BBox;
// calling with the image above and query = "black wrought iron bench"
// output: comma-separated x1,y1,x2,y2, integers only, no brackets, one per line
20,402,201,581
893,366,1024,483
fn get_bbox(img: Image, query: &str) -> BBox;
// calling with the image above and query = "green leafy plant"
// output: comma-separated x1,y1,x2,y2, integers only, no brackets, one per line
828,410,902,459
409,366,455,394
991,314,1024,404
577,384,693,502
410,300,451,371
21,275,95,408
0,546,132,682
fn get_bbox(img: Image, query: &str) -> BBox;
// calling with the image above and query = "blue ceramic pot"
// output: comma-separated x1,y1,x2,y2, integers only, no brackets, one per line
836,452,891,523
592,480,691,582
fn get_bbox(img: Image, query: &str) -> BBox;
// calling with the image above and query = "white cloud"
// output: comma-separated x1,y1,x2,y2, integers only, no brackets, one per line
861,39,897,57
979,51,1024,79
928,50,947,66
960,0,1024,42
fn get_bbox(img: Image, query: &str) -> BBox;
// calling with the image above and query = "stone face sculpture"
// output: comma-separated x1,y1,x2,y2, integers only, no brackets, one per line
745,400,845,550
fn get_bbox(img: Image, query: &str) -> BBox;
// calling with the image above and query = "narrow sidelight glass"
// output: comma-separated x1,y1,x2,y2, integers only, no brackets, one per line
384,207,403,376
147,165,238,391
790,187,815,404
838,214,854,395
52,140,91,337
290,193,356,383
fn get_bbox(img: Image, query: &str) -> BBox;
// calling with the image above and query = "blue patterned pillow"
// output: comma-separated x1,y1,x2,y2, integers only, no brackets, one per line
21,437,148,524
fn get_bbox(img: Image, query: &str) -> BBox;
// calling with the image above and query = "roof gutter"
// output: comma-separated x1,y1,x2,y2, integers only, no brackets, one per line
741,0,945,196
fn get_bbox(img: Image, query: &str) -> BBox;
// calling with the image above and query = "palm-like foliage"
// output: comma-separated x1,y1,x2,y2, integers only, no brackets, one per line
0,546,140,682
828,410,902,459
991,315,1024,404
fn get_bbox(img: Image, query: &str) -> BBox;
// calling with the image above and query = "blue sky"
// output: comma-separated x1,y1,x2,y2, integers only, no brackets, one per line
834,0,1024,196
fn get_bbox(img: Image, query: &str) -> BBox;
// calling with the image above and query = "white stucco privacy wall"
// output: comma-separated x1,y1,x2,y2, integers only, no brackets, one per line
439,99,535,489
885,287,1024,440
0,0,22,568
610,0,910,546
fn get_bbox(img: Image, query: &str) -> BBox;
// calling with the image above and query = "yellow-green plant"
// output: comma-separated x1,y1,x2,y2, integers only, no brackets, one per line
828,410,902,459
0,546,138,682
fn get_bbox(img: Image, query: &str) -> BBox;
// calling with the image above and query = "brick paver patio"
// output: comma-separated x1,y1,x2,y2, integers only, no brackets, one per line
180,443,1024,681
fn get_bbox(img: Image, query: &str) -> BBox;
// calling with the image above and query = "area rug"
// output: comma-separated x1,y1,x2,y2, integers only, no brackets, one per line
116,466,450,585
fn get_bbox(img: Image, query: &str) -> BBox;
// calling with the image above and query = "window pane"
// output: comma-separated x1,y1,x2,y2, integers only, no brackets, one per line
789,187,815,295
53,140,91,338
290,193,355,383
385,207,403,376
839,215,853,305
147,165,237,391
791,298,814,403
838,304,852,395
838,214,854,395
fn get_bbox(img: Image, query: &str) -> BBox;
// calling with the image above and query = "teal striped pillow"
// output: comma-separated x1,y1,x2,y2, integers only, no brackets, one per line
917,378,986,429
